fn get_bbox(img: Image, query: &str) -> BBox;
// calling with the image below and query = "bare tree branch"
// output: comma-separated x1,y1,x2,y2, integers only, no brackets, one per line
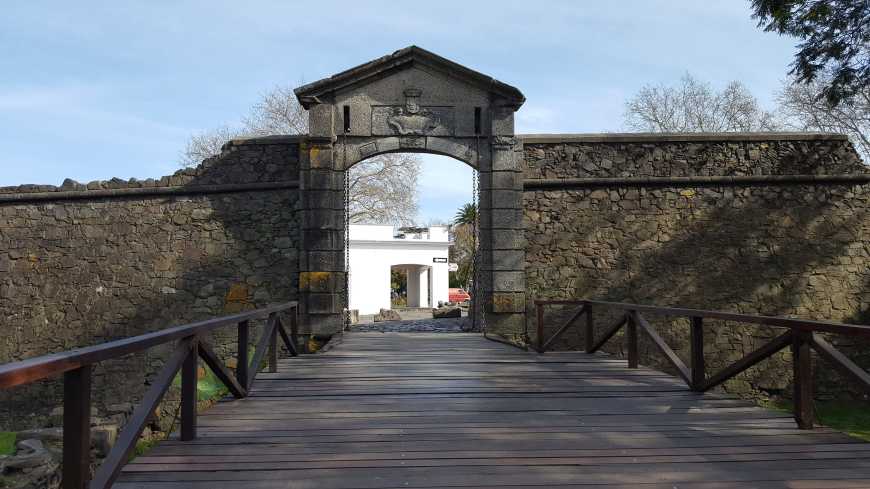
180,85,422,224
624,73,780,133
777,76,870,163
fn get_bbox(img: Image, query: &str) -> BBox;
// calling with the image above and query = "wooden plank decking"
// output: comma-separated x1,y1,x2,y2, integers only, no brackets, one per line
118,332,870,488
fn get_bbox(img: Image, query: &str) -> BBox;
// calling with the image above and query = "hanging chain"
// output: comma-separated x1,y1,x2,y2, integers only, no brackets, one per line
342,133,351,331
471,135,486,334
474,164,479,331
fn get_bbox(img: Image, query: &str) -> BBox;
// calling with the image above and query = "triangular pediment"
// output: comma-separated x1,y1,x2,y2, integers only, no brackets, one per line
294,46,525,109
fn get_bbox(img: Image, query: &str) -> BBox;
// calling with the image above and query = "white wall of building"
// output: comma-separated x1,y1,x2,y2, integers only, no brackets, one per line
349,225,452,315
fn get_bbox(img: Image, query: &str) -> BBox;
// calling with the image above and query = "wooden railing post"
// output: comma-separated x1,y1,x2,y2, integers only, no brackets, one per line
627,312,639,368
290,306,300,354
792,330,814,429
268,313,278,373
585,303,594,353
237,320,249,389
181,338,198,441
63,365,92,489
690,316,705,391
536,302,545,353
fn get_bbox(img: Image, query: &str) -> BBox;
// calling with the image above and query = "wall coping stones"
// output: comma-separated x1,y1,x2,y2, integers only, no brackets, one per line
523,174,870,190
222,135,306,149
0,181,300,204
518,132,850,144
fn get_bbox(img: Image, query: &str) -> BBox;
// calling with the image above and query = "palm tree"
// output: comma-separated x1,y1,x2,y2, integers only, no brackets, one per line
450,203,477,289
453,203,476,226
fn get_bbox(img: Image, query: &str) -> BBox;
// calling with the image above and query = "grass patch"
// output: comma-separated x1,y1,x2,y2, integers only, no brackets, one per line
760,398,870,441
130,436,162,461
171,365,230,403
0,432,15,456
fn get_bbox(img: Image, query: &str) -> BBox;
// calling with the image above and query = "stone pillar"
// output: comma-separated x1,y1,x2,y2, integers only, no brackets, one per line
299,103,345,335
407,266,427,308
481,104,526,338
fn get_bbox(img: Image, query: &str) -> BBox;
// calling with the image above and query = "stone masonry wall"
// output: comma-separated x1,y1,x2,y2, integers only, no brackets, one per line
522,134,870,398
0,136,302,429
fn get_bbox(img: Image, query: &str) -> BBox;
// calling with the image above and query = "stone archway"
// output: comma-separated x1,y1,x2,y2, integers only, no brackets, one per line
294,46,526,337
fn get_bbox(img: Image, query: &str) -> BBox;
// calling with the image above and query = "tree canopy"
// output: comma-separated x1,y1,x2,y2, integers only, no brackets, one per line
624,73,778,132
752,0,870,105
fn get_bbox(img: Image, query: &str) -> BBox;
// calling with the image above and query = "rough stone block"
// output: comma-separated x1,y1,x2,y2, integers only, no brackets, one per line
308,104,334,139
488,171,522,190
491,250,524,271
486,312,526,337
305,293,339,314
491,190,523,209
306,169,342,190
491,110,514,136
492,271,525,292
306,250,344,272
491,292,526,313
307,145,334,170
492,229,526,250
303,190,343,210
492,146,520,171
303,229,342,251
488,209,524,230
307,313,344,335
299,271,334,293
302,209,343,230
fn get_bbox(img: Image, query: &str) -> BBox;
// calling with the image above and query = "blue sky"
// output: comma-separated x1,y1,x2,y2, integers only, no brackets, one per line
0,1,798,223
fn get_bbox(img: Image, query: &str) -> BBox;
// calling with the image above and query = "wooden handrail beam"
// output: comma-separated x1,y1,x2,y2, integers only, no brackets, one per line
535,297,870,433
583,300,870,337
0,300,299,489
588,313,629,354
277,319,299,357
198,341,247,399
811,334,870,395
89,338,194,489
247,314,279,390
0,301,298,389
540,305,587,353
633,311,691,385
702,330,794,391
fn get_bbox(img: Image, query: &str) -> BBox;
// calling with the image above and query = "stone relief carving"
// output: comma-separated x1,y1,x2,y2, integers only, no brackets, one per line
399,136,425,149
371,88,455,137
491,136,518,148
358,142,378,158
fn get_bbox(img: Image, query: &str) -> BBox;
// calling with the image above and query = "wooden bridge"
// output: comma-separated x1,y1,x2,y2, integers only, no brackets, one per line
2,301,870,488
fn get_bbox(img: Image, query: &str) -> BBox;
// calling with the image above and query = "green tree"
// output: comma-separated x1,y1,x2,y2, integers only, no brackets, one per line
751,0,870,105
453,203,477,226
449,203,477,289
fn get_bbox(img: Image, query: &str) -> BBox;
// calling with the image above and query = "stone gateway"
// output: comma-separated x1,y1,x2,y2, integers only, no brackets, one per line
1,46,869,427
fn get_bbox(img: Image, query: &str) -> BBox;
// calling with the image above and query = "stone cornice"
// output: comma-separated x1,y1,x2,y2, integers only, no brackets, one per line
0,181,300,204
519,132,850,144
523,174,870,190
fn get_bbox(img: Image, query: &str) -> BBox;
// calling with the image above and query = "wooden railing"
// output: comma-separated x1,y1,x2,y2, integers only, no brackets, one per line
0,301,299,489
534,299,870,430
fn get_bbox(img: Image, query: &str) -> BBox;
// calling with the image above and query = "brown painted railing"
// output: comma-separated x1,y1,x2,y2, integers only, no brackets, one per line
0,301,299,489
534,299,870,430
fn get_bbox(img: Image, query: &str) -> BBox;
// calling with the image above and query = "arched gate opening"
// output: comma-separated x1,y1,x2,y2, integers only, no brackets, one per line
294,46,526,338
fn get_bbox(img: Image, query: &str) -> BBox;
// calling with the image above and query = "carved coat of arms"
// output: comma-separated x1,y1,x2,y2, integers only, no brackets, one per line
371,88,454,137
387,89,440,136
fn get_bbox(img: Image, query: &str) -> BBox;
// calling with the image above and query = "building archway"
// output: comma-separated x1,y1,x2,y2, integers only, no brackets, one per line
295,46,526,338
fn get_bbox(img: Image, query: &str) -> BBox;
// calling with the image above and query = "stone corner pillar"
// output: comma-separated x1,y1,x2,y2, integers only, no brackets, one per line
298,103,346,337
480,103,526,339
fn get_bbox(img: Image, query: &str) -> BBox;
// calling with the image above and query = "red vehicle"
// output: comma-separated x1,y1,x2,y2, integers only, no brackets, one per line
448,288,471,304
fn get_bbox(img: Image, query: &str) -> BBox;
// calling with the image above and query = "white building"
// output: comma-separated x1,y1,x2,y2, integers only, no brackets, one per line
349,224,452,315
